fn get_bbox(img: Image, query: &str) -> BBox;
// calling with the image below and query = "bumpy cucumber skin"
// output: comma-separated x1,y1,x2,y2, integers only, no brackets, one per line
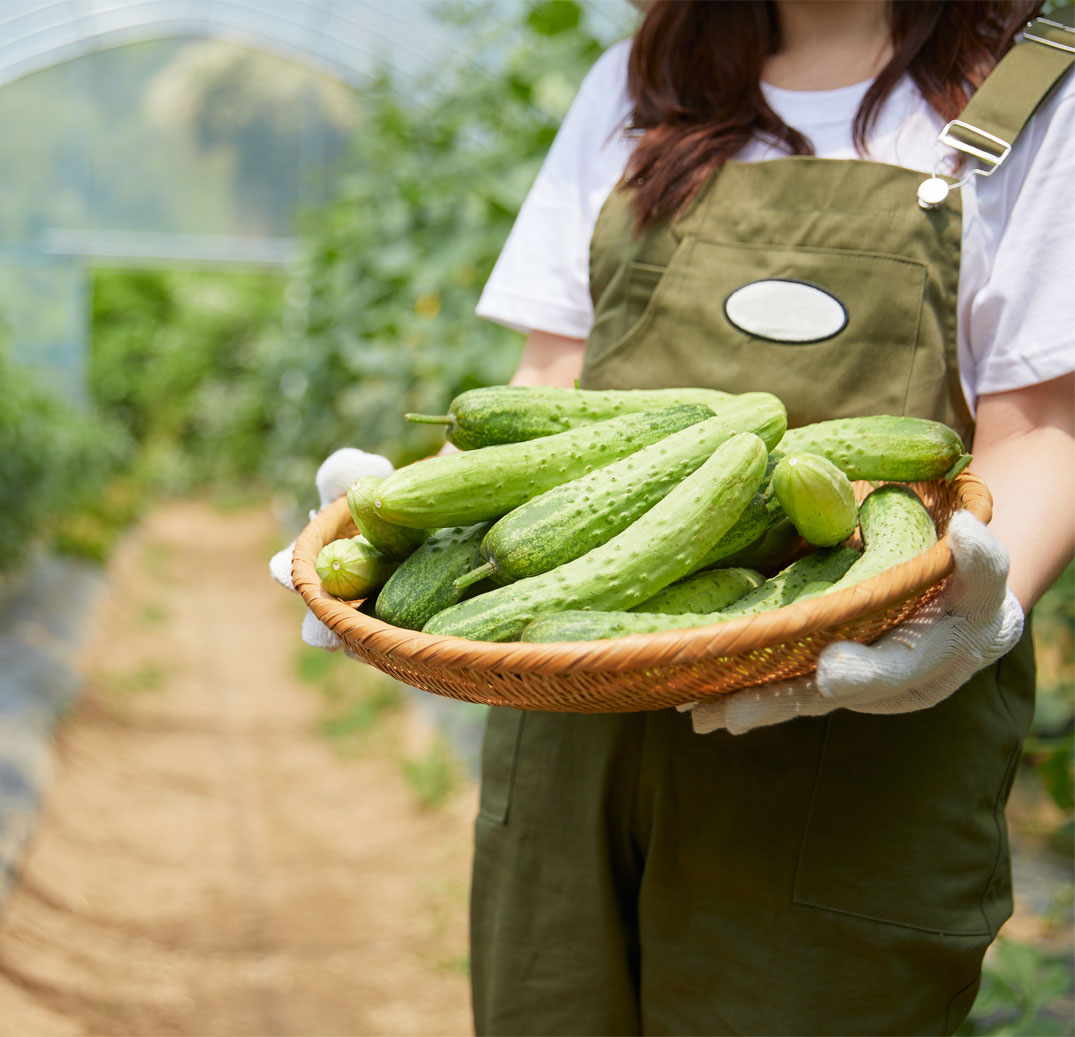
777,415,964,482
421,433,768,642
772,452,858,547
346,476,426,560
629,567,763,614
520,546,860,642
825,484,937,592
374,522,491,630
315,535,399,600
420,385,745,450
717,545,861,616
474,404,783,583
694,493,784,571
375,404,715,529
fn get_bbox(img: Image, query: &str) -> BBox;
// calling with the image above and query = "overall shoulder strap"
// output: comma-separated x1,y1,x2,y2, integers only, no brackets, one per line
938,12,1074,176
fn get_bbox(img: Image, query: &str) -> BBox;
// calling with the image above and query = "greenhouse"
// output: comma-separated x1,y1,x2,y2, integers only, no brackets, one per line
0,1,1071,1033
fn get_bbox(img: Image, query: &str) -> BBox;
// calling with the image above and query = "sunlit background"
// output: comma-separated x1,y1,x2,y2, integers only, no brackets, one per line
0,1,1070,1034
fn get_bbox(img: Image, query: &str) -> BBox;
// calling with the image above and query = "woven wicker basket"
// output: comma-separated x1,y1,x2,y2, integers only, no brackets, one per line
291,472,991,714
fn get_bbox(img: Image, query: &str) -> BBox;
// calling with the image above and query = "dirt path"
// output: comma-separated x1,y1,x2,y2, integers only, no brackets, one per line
0,499,476,1036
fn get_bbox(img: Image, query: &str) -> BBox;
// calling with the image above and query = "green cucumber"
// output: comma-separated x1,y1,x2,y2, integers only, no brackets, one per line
823,484,937,593
375,522,492,630
405,385,782,450
374,404,715,529
346,475,427,560
456,399,785,587
421,433,768,642
777,416,967,482
519,545,860,642
629,567,763,614
315,536,399,601
772,452,858,547
716,513,802,574
693,493,785,572
715,545,861,616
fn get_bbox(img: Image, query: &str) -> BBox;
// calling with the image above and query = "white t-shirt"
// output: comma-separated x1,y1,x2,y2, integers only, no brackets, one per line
477,39,1075,412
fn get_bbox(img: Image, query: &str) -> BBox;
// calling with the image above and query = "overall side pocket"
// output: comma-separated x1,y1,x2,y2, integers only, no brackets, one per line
792,658,1027,936
477,706,526,825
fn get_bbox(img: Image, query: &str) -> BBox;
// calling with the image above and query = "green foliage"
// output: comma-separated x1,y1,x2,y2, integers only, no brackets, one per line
0,333,131,573
318,682,402,741
295,644,404,748
959,939,1074,1036
258,1,633,507
90,267,286,494
400,738,459,810
1026,562,1075,820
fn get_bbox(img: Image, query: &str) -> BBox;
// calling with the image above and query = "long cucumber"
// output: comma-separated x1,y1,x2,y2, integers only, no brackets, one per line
777,415,968,482
374,522,492,630
374,404,715,529
421,433,768,642
823,484,937,593
693,492,785,572
456,400,786,588
519,546,860,643
405,385,782,450
346,475,427,560
628,567,764,614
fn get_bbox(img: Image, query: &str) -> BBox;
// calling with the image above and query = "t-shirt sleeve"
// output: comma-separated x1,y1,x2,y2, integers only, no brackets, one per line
960,74,1075,407
476,40,635,339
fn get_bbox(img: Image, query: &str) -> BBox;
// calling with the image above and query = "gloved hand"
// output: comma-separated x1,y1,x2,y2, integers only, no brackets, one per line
685,510,1025,735
269,447,395,651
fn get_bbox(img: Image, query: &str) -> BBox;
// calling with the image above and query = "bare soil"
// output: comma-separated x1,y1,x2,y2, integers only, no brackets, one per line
0,499,476,1037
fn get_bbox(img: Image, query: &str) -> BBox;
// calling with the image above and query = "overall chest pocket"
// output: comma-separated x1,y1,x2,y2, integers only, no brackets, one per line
584,235,936,428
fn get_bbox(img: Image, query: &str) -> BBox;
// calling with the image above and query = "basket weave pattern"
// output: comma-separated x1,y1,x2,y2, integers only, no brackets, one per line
292,473,991,713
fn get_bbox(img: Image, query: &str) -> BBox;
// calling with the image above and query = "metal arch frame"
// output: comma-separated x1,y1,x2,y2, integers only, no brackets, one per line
0,0,459,91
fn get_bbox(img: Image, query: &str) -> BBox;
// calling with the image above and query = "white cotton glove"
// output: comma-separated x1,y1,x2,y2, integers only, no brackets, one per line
269,447,395,651
686,510,1025,735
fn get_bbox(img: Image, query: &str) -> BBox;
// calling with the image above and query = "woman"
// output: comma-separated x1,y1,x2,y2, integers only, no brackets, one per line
469,2,1074,1034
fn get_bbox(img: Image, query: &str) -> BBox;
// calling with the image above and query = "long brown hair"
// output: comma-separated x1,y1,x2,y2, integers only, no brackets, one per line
626,1,1042,230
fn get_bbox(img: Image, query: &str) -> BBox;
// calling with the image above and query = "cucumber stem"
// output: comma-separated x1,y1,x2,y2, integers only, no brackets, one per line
944,453,972,482
404,413,453,425
453,561,496,592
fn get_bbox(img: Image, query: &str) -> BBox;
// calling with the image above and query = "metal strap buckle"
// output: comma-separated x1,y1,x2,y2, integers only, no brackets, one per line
1023,16,1075,54
936,119,1012,176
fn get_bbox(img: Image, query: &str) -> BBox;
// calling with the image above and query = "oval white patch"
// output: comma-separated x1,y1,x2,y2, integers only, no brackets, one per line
724,279,847,343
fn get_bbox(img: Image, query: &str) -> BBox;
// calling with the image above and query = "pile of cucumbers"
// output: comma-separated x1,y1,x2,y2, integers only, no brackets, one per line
313,385,970,644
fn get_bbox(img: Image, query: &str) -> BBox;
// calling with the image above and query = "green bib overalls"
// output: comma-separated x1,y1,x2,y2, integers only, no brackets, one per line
470,23,1073,1037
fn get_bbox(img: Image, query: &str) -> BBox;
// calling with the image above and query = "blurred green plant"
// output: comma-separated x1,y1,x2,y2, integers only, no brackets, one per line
79,2,634,527
258,0,635,508
90,267,287,495
0,330,131,573
401,738,460,810
959,938,1074,1036
1025,562,1075,850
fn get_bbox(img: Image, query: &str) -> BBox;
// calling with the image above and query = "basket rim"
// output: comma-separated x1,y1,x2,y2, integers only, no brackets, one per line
292,471,990,676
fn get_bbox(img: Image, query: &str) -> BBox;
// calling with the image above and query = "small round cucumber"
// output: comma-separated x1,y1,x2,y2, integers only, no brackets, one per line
316,536,398,600
772,452,858,547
